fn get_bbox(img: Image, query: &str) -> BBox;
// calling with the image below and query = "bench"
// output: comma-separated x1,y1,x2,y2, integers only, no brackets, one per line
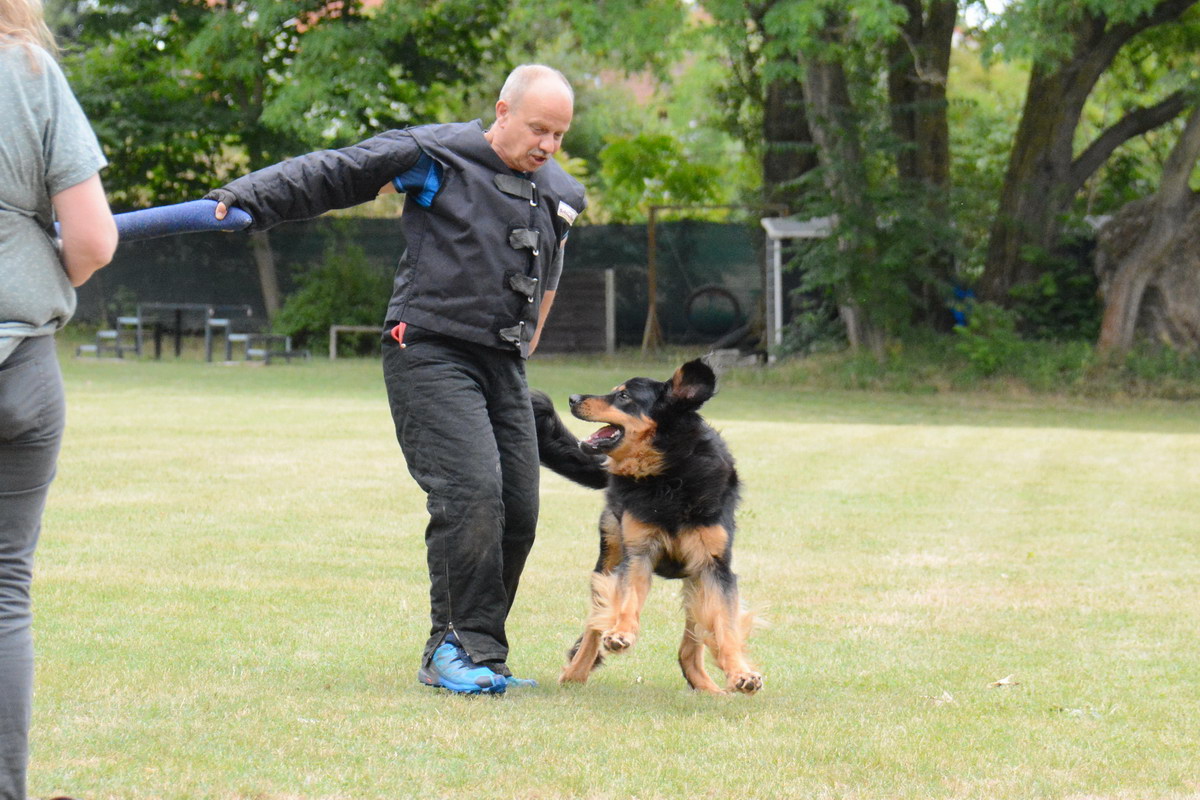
245,333,310,364
76,315,143,358
203,317,309,364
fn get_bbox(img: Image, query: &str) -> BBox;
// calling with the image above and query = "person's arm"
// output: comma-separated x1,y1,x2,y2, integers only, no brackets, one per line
209,130,420,229
528,289,556,355
529,235,570,354
216,164,401,221
52,173,117,287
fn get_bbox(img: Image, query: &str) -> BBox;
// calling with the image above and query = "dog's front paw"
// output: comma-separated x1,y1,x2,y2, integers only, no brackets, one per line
601,630,635,653
558,665,589,685
729,671,763,694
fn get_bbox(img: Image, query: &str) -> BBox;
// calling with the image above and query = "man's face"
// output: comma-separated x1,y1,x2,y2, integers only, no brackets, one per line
488,78,574,173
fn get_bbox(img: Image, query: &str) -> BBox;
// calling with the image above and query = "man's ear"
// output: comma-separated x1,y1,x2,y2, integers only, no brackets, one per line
668,359,717,408
494,98,510,123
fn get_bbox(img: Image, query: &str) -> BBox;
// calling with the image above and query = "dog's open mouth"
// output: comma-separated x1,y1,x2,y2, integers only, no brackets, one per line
581,424,624,454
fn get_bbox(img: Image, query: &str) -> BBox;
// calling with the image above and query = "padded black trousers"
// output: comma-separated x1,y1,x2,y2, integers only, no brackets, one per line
381,329,539,675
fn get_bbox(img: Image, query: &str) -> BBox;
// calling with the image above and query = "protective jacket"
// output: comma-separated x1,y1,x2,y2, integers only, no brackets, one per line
209,121,586,357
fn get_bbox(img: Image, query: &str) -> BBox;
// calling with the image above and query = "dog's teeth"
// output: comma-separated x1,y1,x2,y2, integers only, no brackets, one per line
587,425,621,443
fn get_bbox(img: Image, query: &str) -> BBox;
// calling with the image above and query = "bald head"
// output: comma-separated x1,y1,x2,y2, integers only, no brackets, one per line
499,64,574,111
485,64,574,173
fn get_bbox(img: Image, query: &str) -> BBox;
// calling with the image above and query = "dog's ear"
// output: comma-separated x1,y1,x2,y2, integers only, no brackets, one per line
667,359,717,408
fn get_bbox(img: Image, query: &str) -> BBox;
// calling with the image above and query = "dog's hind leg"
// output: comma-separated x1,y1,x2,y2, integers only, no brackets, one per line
678,587,723,694
688,570,763,694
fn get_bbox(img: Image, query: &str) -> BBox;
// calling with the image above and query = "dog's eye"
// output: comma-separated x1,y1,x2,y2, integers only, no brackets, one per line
617,390,629,400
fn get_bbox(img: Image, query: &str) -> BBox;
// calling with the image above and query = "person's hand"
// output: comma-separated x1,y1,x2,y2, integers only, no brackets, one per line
204,188,238,221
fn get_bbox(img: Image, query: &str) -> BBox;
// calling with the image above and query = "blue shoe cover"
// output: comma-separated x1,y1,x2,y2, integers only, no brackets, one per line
505,676,538,689
417,634,506,694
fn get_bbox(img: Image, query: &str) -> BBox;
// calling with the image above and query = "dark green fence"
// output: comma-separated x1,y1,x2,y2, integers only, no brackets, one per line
76,217,782,348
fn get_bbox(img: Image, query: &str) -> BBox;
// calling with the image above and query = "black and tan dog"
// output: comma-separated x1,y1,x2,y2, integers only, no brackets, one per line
532,359,762,695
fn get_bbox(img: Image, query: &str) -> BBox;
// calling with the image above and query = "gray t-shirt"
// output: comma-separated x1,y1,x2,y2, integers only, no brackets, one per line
0,40,107,364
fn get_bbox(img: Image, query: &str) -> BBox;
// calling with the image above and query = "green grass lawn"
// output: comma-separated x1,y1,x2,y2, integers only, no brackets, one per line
31,345,1200,799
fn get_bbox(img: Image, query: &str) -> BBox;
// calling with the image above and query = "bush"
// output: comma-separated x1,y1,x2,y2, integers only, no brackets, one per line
721,333,1200,400
1007,232,1101,340
953,301,1023,376
779,294,847,357
273,238,391,356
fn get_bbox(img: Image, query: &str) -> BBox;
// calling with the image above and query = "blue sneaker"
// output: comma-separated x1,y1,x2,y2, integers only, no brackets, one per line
418,633,507,694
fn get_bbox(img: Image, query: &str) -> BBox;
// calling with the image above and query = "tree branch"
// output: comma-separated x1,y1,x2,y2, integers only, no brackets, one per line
1111,0,1200,40
1157,104,1200,213
1063,0,1198,110
1068,90,1189,194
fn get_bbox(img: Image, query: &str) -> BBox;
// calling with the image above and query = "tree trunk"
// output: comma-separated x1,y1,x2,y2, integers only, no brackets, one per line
249,230,281,319
802,49,884,358
763,76,818,211
801,55,871,218
1096,105,1200,353
980,63,1093,302
887,0,956,326
887,0,954,191
1096,202,1200,352
838,302,886,361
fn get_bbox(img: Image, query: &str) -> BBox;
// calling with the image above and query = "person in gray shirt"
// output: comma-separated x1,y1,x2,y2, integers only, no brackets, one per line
0,2,116,797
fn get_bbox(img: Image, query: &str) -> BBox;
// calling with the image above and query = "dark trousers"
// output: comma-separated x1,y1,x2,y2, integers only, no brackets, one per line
381,329,539,675
0,336,65,800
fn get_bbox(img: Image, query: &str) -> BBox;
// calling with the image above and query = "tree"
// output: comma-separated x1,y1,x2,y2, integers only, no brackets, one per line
62,0,504,318
738,1,960,351
56,0,232,208
1096,104,1200,353
706,0,820,211
888,0,958,327
596,133,726,222
978,0,1199,305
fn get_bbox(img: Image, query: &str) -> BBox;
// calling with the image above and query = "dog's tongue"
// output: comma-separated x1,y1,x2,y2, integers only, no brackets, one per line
584,425,621,446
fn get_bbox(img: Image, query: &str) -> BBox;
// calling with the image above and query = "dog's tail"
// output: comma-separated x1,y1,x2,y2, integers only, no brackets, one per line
531,390,609,490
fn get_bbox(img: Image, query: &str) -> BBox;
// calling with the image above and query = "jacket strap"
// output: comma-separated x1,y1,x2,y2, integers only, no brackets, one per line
494,174,538,206
508,228,541,255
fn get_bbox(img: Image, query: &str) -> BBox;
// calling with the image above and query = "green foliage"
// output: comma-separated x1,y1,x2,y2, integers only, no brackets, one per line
54,0,1200,358
792,177,963,338
1114,342,1200,395
273,237,391,355
759,0,907,62
953,301,1023,376
558,0,689,76
779,294,847,356
1007,232,1102,340
251,0,506,148
947,48,1027,279
60,0,232,208
456,0,749,223
719,329,1200,399
595,133,726,222
62,0,506,206
1073,15,1200,216
104,285,140,325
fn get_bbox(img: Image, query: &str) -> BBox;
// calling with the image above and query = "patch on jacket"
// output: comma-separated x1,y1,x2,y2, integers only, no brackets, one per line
557,200,579,225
